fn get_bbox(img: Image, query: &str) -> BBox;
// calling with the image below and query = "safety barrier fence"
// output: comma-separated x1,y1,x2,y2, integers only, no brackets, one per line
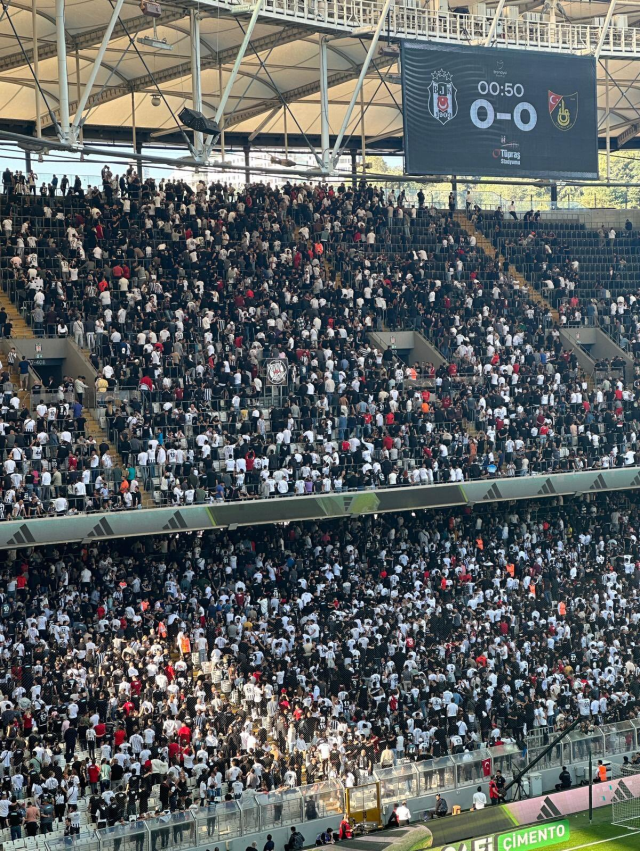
1,465,640,549
28,722,640,851
204,0,640,59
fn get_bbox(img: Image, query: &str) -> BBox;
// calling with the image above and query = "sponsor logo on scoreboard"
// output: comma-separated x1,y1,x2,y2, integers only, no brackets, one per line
548,91,578,131
493,138,521,166
429,69,458,125
493,58,508,78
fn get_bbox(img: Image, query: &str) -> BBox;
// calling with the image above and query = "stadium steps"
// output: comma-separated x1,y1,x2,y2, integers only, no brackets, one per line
324,255,333,285
0,282,31,337
7,366,31,409
81,409,155,509
0,290,153,507
453,212,560,323
454,214,597,392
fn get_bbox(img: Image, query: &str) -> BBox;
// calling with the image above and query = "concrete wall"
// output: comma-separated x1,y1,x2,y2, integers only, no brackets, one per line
368,331,447,368
0,337,97,402
558,328,597,377
412,331,447,368
0,338,53,388
560,326,634,383
229,815,338,851
218,752,633,851
369,331,415,353
2,337,67,360
540,208,640,229
67,340,98,405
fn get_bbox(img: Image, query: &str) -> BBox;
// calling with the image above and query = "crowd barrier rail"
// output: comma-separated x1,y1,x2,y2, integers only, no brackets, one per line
1,466,640,549
27,722,640,851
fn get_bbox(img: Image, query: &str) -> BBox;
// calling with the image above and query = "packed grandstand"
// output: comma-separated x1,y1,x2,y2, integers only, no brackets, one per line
1,0,640,850
0,166,638,848
0,495,640,838
0,170,637,517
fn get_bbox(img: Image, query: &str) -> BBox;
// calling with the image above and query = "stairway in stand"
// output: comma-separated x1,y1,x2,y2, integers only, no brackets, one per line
454,211,560,323
0,286,32,410
0,287,154,508
454,212,594,393
0,283,31,337
6,365,31,411
79,408,154,508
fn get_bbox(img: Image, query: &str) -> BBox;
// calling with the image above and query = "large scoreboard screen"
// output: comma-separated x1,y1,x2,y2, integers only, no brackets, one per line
401,42,598,180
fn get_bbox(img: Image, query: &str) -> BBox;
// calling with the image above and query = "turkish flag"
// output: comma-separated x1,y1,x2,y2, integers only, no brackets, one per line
438,95,449,112
482,758,492,777
548,91,562,113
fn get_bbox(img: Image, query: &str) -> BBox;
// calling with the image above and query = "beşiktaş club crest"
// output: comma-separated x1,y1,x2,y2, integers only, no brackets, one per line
429,69,458,125
265,358,289,386
548,90,578,131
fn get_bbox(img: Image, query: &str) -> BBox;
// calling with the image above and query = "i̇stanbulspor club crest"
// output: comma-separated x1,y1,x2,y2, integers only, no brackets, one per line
428,69,458,125
548,90,578,131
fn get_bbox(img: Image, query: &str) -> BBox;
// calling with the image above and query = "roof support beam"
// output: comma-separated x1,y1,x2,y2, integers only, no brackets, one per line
598,65,640,129
190,10,204,155
485,0,506,46
70,0,126,141
226,56,394,129
247,106,279,140
202,0,264,157
319,35,330,171
123,26,307,94
330,0,393,169
0,8,185,73
595,0,617,60
32,0,41,138
55,0,70,142
606,57,611,182
41,25,308,129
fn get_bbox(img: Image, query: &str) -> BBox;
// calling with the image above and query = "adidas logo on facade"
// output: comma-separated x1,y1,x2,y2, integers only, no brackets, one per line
612,781,634,803
536,796,562,821
6,524,36,547
342,496,356,512
482,483,503,501
162,511,189,532
537,479,557,496
87,517,115,539
590,474,608,492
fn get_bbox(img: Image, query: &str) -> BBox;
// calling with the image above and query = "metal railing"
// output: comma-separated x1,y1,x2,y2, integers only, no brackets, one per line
4,370,640,519
26,721,640,851
202,1,640,59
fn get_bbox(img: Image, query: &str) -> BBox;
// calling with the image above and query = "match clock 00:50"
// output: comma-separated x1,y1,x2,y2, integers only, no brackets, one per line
470,80,537,132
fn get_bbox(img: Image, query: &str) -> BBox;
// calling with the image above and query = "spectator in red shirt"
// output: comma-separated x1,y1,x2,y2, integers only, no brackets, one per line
87,763,100,793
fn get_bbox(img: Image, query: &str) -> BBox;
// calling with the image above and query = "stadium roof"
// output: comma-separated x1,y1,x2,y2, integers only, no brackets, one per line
2,0,640,156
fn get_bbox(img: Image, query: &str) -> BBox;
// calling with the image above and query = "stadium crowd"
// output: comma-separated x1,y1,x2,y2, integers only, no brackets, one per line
480,213,640,359
0,171,638,515
0,494,638,836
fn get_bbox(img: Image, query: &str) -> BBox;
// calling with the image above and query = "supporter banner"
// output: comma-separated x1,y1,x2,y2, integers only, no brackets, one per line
401,42,598,179
0,467,639,549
